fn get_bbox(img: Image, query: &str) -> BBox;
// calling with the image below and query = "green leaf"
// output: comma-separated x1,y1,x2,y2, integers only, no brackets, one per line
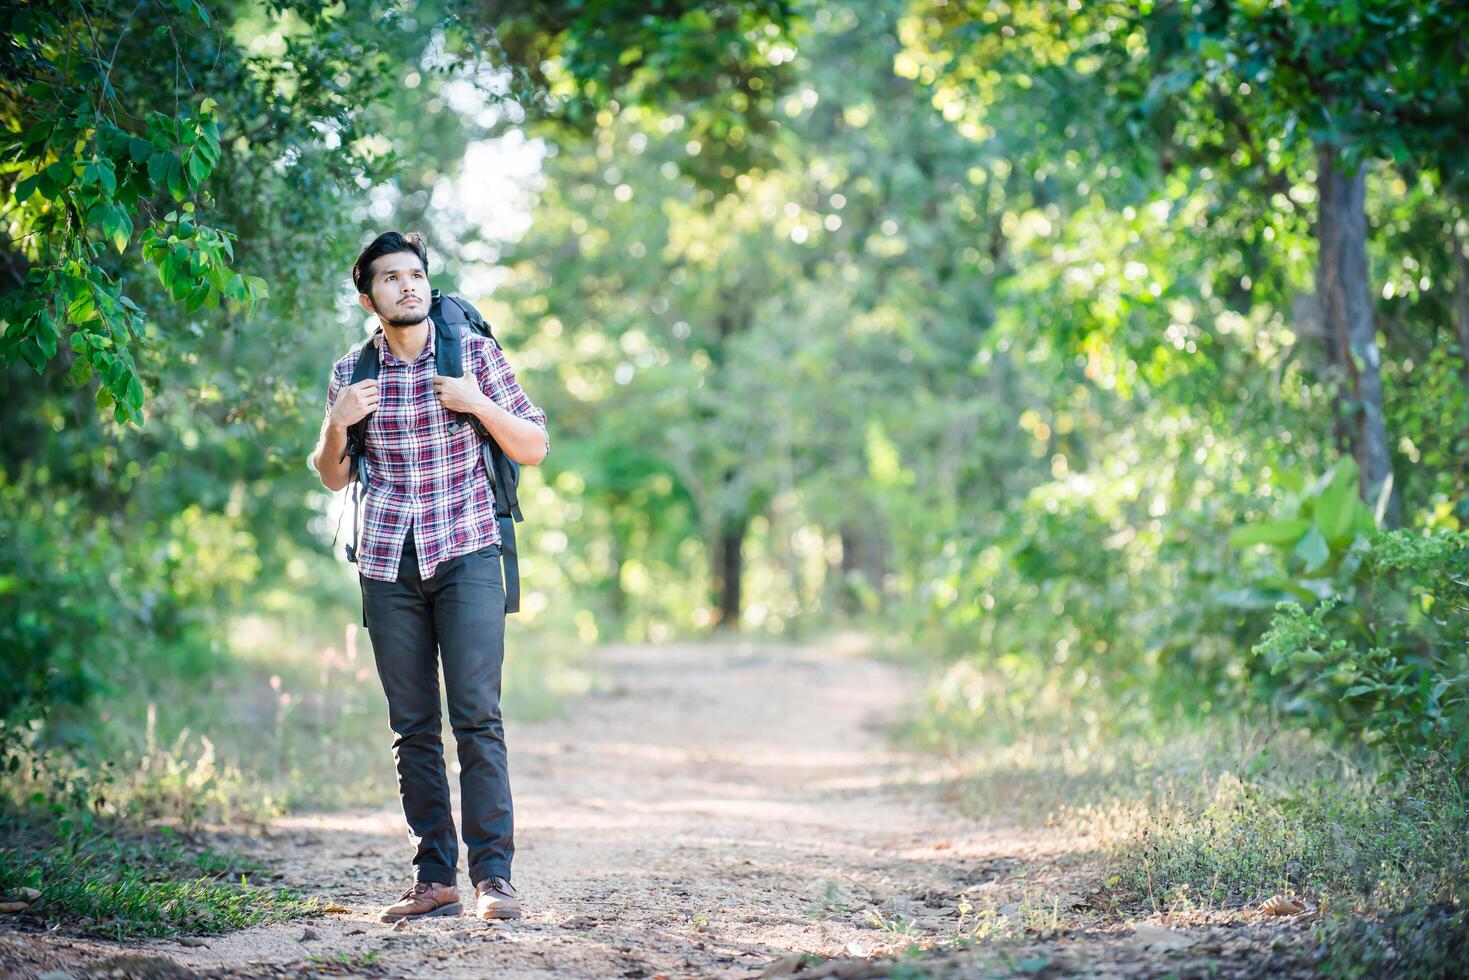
1294,525,1331,573
147,150,172,185
166,156,187,200
69,354,93,385
15,174,41,203
1229,519,1310,549
186,149,210,186
34,313,58,360
1313,457,1363,545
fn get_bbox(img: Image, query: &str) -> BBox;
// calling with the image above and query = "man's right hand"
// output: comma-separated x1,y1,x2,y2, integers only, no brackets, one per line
331,380,380,428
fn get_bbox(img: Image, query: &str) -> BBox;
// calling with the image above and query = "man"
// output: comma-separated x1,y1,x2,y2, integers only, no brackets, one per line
311,231,548,923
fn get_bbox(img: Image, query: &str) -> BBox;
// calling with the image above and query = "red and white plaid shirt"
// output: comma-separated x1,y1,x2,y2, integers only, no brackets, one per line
325,326,548,583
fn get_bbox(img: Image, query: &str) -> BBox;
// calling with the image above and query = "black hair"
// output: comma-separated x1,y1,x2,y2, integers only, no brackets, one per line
352,231,429,296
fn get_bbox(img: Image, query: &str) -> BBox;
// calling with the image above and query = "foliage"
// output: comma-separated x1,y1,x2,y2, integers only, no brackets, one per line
0,832,321,940
1225,456,1382,607
1250,530,1469,771
4,5,1469,968
1117,760,1469,979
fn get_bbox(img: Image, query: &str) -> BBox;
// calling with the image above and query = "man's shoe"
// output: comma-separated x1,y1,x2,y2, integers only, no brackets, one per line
378,881,462,922
475,876,522,920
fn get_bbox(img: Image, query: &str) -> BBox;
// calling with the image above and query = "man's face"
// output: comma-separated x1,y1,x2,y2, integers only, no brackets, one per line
362,251,429,327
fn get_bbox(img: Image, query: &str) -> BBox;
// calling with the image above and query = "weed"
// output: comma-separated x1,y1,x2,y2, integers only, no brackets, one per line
0,830,320,940
805,879,851,917
309,949,382,969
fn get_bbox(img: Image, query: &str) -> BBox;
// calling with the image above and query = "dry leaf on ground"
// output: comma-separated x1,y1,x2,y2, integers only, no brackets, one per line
0,902,30,914
1259,894,1310,916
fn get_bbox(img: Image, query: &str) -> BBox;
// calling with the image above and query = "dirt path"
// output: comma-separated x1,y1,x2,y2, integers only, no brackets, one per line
4,640,1316,978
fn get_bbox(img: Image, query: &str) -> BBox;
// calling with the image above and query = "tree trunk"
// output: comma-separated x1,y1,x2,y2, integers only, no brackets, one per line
1315,143,1400,526
607,525,627,622
1452,220,1469,386
839,524,863,614
713,515,747,629
839,521,888,614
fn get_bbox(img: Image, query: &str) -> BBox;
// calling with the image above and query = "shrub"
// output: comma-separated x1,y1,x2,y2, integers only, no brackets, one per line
1249,530,1469,774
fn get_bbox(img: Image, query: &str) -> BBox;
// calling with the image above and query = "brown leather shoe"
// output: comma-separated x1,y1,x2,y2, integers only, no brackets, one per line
378,881,462,922
474,876,522,920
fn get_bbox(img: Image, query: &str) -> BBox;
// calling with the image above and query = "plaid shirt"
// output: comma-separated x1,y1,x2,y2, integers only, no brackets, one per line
325,326,548,583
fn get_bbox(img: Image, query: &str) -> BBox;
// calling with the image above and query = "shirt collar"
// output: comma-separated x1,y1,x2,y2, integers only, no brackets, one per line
372,321,435,366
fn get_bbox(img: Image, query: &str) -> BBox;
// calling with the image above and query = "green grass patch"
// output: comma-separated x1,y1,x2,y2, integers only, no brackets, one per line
0,828,322,941
909,662,1469,976
1113,761,1469,977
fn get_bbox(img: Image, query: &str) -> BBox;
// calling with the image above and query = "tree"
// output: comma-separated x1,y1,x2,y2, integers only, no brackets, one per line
900,0,1469,526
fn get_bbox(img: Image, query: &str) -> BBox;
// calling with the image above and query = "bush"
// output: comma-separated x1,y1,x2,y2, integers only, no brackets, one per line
1250,530,1469,773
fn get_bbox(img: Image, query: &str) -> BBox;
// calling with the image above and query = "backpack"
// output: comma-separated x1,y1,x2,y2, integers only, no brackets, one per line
339,288,525,614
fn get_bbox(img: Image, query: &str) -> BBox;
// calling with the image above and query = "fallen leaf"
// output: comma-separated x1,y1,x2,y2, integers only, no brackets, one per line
17,888,41,901
177,936,209,948
392,918,408,932
347,927,366,936
1259,894,1309,916
844,941,867,957
320,904,352,914
0,902,31,914
1132,922,1197,952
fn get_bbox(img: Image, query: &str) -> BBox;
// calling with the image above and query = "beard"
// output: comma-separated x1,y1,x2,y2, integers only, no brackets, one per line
378,303,428,328
381,311,427,328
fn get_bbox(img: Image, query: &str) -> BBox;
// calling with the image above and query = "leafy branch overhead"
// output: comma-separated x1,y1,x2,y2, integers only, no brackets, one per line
0,0,796,427
2,5,263,425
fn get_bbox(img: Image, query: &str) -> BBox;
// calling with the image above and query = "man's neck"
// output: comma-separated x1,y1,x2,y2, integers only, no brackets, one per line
381,318,430,363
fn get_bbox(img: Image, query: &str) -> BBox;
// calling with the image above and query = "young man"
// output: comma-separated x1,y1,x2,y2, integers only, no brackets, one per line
311,231,548,923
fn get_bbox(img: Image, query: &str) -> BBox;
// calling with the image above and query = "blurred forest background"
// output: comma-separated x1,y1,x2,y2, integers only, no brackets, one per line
4,0,1469,972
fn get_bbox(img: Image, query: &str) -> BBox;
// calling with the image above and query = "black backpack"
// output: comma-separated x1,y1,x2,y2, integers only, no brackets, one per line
339,288,525,614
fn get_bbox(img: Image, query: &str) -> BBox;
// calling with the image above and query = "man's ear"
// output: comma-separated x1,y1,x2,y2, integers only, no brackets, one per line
357,292,377,315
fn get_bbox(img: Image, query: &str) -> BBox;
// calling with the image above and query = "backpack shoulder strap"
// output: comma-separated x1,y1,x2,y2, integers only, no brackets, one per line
429,289,467,379
343,337,380,469
340,337,380,575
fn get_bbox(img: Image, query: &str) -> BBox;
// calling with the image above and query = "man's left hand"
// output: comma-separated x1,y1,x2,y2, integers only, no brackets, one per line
433,374,486,415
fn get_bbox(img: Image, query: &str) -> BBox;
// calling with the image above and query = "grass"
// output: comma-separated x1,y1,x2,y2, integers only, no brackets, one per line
1115,760,1469,977
901,659,1469,978
6,598,595,828
805,879,852,917
0,827,322,940
0,581,593,948
308,949,383,970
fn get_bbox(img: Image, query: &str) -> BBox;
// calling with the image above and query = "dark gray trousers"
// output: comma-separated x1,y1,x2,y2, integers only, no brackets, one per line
360,531,513,887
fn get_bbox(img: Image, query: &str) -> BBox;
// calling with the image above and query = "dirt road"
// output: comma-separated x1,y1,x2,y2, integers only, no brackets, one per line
3,640,1316,978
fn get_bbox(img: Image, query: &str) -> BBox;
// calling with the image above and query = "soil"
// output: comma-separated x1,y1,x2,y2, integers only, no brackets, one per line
0,640,1319,979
